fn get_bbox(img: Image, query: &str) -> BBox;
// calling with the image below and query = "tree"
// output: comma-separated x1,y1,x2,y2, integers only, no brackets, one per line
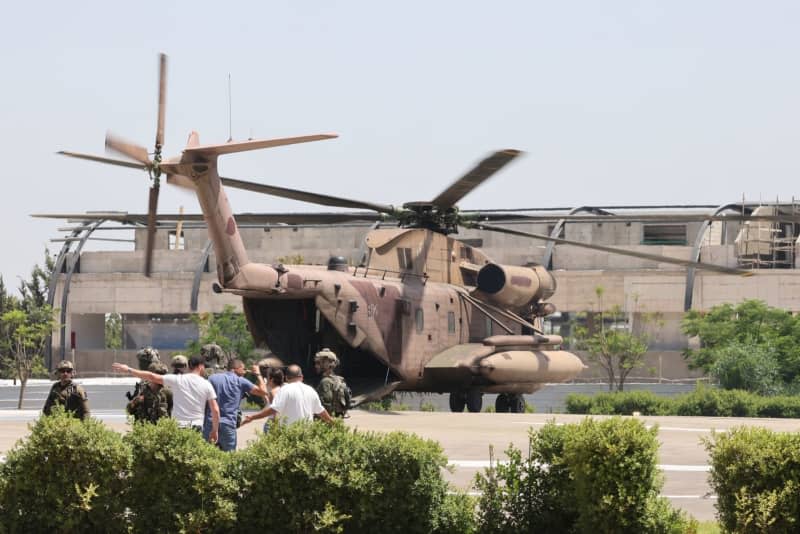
186,305,254,360
573,287,651,392
1,306,56,408
682,299,800,391
105,313,122,350
18,248,54,311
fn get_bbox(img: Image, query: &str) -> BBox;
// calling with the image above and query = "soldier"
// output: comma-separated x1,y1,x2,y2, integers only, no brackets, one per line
43,360,90,420
201,343,229,373
126,347,161,403
314,348,351,417
126,361,172,423
171,354,188,374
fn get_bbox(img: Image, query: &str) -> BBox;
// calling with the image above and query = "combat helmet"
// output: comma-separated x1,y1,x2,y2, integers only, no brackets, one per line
170,354,188,372
314,348,339,370
257,354,285,378
148,361,168,375
136,347,160,370
56,360,75,372
200,343,227,369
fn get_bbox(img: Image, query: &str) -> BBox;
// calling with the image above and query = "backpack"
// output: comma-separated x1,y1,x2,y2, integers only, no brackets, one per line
331,375,352,416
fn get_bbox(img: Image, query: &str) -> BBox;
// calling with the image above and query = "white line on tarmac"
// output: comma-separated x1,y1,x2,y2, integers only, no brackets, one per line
458,491,718,499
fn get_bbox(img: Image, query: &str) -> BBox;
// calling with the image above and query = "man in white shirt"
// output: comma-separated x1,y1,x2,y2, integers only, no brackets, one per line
242,364,333,426
113,355,220,444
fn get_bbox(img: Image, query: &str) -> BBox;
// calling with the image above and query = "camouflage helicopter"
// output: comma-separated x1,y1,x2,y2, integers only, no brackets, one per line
51,54,756,413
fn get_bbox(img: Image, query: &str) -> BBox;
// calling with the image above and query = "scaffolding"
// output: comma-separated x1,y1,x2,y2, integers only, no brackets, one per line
735,198,799,269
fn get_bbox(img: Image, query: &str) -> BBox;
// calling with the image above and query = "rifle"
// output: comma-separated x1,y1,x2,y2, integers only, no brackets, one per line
125,381,142,401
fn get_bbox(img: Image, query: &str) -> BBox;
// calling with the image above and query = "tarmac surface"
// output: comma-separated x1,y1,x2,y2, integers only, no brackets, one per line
1,405,799,522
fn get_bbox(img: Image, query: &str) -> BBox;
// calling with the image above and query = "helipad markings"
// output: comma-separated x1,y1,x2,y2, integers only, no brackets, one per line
448,460,710,472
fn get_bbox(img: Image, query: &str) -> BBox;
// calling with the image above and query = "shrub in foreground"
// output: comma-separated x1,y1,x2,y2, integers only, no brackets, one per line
0,408,130,533
706,426,800,533
475,418,696,534
234,420,473,533
124,418,238,533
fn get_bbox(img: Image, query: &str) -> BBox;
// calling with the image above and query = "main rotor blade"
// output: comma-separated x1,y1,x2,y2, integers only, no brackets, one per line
432,149,522,209
185,134,338,157
156,53,167,149
220,176,398,215
105,133,151,166
461,212,800,224
57,151,148,170
32,211,386,225
144,185,159,277
466,222,753,276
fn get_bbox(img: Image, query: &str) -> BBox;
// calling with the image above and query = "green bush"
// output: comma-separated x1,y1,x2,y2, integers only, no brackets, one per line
475,418,695,534
124,418,238,533
705,427,800,533
566,387,800,419
234,420,470,533
0,408,130,533
710,343,782,395
673,387,758,417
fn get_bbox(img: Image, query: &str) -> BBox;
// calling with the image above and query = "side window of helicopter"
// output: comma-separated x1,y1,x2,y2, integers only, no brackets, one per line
447,311,456,334
415,308,424,333
397,248,413,270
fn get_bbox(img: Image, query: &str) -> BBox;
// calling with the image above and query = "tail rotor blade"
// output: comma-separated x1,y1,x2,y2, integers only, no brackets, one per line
105,133,151,166
144,185,160,277
156,53,167,150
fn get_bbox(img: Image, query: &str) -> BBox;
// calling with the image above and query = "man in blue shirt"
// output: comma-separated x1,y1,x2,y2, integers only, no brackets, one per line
203,358,267,451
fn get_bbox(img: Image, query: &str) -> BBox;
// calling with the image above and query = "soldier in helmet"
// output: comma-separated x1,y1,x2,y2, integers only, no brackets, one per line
201,343,229,373
127,362,172,423
314,348,351,418
171,354,188,374
126,347,161,404
43,360,90,420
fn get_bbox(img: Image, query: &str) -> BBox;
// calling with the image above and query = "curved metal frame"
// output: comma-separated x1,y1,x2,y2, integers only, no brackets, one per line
542,206,615,269
190,239,214,312
684,203,751,311
56,219,107,362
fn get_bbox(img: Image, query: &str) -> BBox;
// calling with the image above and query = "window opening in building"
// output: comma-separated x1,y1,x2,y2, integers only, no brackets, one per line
642,224,687,245
415,308,424,333
168,230,185,250
447,311,456,333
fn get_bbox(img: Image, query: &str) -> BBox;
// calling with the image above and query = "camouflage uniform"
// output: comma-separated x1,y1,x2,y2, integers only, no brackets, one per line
201,343,229,372
127,362,172,423
43,361,90,420
314,348,349,417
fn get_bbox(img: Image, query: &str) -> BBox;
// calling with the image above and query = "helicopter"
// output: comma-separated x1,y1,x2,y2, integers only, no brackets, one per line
51,54,762,413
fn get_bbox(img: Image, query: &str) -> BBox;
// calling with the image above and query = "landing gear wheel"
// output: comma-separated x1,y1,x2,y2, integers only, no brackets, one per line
495,394,510,413
449,392,466,412
466,390,483,413
509,394,525,413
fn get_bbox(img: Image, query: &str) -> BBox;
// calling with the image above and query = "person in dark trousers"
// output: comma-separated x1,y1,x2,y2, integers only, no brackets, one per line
202,358,267,451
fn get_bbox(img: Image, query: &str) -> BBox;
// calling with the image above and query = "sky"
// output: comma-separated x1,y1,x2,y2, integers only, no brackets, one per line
2,1,800,291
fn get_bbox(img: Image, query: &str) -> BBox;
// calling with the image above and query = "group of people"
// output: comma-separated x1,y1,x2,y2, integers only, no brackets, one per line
100,345,351,452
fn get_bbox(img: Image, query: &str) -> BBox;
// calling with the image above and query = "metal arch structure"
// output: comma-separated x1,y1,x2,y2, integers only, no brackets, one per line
190,239,214,312
542,206,616,269
49,219,108,365
683,203,752,311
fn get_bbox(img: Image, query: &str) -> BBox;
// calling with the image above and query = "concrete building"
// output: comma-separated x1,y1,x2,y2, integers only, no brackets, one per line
45,203,800,379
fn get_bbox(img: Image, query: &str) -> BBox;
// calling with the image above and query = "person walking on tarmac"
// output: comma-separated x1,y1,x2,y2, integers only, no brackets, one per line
43,360,90,420
113,355,219,444
314,348,351,418
241,364,333,426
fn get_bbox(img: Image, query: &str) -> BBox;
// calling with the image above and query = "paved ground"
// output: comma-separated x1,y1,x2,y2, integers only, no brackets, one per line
1,408,798,521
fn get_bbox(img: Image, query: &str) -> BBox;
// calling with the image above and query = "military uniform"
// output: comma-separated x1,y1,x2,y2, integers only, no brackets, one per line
127,382,171,423
43,380,90,420
317,374,342,415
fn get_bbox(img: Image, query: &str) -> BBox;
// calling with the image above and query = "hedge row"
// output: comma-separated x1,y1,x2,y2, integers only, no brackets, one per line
565,386,800,418
706,427,800,533
0,409,473,533
474,417,697,533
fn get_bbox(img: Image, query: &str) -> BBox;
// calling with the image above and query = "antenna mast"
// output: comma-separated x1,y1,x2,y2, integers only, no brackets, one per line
227,73,232,142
